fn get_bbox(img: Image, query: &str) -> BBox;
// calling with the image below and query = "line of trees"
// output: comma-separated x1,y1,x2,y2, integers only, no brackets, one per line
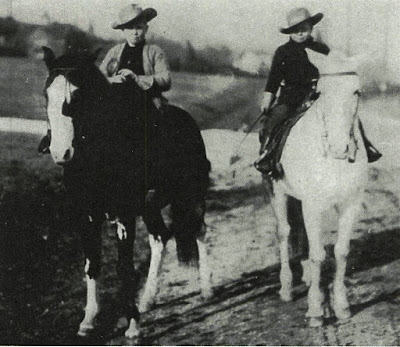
0,17,266,76
149,37,235,74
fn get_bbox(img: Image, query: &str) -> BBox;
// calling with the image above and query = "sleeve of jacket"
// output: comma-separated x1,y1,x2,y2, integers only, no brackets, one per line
136,45,172,92
265,47,284,94
99,46,119,78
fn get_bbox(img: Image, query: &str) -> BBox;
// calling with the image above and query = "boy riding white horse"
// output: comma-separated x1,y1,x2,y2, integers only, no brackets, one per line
255,7,381,176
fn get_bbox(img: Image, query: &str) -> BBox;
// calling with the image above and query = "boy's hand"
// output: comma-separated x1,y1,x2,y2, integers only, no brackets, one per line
118,69,137,81
108,75,127,84
260,92,274,113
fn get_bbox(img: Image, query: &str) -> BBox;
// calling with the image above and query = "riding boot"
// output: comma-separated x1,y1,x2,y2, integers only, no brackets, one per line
255,131,274,174
358,120,382,163
254,147,274,174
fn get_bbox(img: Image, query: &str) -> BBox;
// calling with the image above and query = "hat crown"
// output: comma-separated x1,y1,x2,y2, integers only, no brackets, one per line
112,3,157,29
286,7,312,28
118,4,144,24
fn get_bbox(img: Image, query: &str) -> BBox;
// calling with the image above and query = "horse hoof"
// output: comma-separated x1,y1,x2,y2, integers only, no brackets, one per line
125,329,141,339
138,300,155,313
125,319,141,339
77,323,95,337
301,276,311,287
323,305,334,319
114,317,128,332
335,307,351,321
201,288,214,300
309,317,324,328
279,290,293,302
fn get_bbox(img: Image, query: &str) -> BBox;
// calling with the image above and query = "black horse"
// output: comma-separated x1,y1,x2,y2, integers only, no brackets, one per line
42,47,213,338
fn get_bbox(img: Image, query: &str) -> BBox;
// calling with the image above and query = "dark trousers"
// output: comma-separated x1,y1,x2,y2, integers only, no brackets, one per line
259,104,295,153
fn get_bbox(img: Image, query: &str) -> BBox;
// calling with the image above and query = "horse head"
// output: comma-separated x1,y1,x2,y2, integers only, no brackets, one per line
307,49,365,159
42,46,102,165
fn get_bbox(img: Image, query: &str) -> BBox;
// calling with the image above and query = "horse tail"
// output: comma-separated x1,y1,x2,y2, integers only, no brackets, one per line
171,198,205,267
170,178,208,267
162,105,210,267
175,232,200,267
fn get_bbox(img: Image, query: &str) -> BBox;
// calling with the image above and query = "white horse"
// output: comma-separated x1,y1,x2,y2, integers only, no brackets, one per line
266,51,369,327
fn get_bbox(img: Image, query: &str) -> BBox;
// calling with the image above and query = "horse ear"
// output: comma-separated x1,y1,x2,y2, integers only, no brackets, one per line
42,46,55,69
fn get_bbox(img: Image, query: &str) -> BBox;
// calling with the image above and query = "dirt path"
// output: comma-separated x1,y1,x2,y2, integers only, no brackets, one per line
2,117,400,345
107,164,400,345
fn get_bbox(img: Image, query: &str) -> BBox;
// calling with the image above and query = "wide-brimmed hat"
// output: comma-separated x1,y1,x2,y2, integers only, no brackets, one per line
280,7,323,34
112,4,157,30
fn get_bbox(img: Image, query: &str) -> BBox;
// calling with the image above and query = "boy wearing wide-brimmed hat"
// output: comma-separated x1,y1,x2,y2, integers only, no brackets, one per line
255,7,330,173
99,4,172,205
255,7,381,174
99,3,171,110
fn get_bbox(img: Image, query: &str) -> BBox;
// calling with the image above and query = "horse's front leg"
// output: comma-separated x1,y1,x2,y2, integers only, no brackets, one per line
333,201,360,320
196,223,213,299
77,214,103,337
114,216,141,339
302,202,326,327
269,183,293,302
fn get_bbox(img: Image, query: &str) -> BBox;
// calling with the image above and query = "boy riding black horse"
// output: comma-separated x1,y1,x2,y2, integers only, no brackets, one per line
99,3,172,198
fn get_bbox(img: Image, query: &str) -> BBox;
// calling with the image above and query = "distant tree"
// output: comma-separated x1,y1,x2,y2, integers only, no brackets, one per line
181,40,215,73
199,45,233,72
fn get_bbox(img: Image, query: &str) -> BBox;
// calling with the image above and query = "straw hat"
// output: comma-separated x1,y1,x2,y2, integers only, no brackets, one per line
112,4,157,30
280,8,323,34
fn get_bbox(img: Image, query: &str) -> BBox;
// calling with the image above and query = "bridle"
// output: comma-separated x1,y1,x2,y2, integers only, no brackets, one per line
317,72,361,160
43,67,88,155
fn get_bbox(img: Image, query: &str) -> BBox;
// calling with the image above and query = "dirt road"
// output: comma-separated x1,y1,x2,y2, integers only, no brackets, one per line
2,113,400,345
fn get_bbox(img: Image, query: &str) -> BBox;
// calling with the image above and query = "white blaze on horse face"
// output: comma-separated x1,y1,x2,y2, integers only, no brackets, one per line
319,76,361,155
47,75,77,164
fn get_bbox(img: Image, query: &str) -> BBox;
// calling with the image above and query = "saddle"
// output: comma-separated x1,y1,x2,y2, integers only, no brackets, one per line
256,111,307,179
255,99,382,179
255,93,320,179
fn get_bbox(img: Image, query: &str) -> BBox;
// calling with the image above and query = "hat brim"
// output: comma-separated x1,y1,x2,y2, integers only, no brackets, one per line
280,13,323,34
112,8,157,29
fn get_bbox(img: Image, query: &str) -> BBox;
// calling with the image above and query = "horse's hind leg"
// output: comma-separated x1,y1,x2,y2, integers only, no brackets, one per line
171,198,213,299
333,201,360,320
77,214,103,337
138,234,166,313
302,202,326,327
269,185,293,302
139,207,170,314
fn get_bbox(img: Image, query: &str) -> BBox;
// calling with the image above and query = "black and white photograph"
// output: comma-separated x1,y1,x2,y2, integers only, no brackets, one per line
0,0,399,345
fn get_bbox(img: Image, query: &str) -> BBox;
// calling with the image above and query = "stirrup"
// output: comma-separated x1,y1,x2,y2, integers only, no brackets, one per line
254,151,273,174
38,134,50,154
367,147,382,163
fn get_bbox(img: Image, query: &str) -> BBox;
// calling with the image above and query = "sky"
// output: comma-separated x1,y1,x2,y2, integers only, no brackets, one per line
0,0,399,57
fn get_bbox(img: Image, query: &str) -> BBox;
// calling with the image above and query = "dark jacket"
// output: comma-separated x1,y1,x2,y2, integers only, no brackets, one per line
265,37,330,107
